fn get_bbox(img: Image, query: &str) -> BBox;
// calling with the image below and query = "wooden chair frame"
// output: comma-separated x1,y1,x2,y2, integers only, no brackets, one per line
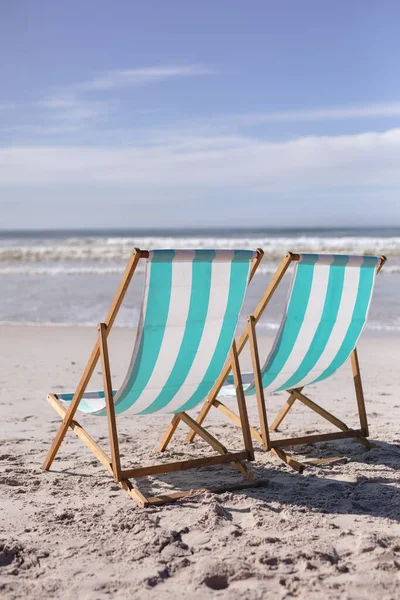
161,252,387,473
42,248,263,506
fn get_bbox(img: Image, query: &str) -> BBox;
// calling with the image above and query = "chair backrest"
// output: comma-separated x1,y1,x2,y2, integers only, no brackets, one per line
245,253,381,395
111,249,256,415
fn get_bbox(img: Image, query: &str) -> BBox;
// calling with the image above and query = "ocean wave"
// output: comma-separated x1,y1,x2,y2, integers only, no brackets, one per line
1,262,400,277
365,320,400,332
0,265,138,276
0,320,137,328
1,235,400,263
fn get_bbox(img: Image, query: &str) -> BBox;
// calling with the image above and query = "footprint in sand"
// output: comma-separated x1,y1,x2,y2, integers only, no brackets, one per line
203,573,229,590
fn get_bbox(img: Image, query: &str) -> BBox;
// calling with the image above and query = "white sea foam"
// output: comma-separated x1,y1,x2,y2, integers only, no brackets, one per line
1,260,399,277
0,265,135,276
364,320,400,332
1,235,400,264
0,320,137,328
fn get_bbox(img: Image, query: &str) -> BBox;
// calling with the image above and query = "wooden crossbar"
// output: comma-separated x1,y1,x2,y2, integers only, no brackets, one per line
270,429,365,448
120,452,249,479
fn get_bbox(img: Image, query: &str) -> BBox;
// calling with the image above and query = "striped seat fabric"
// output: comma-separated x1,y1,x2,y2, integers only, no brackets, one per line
223,253,380,396
59,249,256,415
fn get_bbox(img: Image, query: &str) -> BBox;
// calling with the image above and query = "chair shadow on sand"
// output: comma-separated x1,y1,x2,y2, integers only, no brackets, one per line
156,438,400,522
51,437,400,523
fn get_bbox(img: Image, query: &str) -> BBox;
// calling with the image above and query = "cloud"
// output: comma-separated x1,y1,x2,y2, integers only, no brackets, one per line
1,128,399,191
39,94,110,123
37,64,212,125
221,103,400,126
77,64,212,92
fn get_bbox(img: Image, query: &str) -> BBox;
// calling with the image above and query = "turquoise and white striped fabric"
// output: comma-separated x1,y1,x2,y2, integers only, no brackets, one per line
222,253,380,397
58,249,256,415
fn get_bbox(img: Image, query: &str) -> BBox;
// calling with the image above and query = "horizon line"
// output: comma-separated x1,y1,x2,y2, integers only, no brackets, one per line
1,225,400,235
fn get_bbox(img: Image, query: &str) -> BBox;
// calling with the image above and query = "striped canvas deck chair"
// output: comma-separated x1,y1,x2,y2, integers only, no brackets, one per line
42,248,264,506
166,252,386,473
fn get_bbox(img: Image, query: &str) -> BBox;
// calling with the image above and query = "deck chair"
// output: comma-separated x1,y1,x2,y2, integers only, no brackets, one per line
162,252,386,473
42,248,264,506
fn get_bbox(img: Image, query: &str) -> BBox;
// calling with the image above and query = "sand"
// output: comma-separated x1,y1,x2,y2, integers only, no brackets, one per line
1,325,400,599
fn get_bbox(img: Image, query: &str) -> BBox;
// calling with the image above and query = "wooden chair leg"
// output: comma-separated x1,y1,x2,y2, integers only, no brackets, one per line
271,448,305,473
98,323,121,481
230,341,255,461
351,347,369,437
157,415,181,452
185,398,214,443
269,388,302,431
248,315,270,450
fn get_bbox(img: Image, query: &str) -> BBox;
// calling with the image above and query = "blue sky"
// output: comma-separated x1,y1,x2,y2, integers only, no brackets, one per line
1,1,400,229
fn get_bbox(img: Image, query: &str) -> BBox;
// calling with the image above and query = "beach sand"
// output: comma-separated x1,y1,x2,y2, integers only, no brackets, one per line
1,325,400,599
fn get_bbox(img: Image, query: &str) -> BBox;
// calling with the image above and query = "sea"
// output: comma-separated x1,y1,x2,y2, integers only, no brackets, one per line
1,227,399,334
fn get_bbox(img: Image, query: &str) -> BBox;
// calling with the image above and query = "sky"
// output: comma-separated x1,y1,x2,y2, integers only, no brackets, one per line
1,0,400,229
